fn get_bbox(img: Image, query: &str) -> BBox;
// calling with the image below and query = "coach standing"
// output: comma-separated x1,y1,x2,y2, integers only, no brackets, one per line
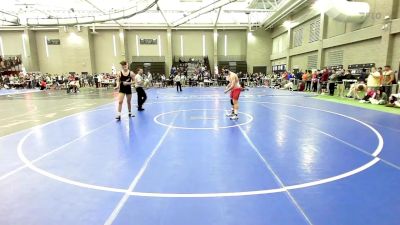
135,67,147,111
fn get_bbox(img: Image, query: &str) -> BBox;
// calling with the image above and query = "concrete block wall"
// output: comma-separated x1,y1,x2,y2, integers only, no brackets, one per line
270,0,400,72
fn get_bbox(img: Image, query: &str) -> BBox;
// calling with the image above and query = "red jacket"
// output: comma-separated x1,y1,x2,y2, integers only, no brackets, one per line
321,72,329,82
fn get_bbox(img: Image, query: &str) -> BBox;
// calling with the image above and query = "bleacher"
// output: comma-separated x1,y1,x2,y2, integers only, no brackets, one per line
0,55,23,76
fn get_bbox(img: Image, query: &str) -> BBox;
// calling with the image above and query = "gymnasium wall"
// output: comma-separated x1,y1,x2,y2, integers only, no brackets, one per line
290,51,318,71
127,30,168,58
169,30,214,71
323,38,382,68
0,31,24,57
326,18,346,39
271,58,287,66
291,17,320,49
269,0,400,71
58,27,94,74
398,1,400,19
25,30,39,72
92,30,123,74
391,34,400,72
217,30,247,57
172,30,209,57
272,32,288,55
1,29,251,75
325,0,396,36
35,31,63,74
246,29,272,73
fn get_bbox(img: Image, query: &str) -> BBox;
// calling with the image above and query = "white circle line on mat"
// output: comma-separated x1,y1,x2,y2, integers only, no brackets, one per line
153,109,254,130
16,101,383,198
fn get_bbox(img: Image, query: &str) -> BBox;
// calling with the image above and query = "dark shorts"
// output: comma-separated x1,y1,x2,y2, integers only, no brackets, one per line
119,86,132,95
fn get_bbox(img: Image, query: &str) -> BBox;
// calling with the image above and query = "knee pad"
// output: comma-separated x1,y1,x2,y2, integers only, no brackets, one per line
231,99,234,106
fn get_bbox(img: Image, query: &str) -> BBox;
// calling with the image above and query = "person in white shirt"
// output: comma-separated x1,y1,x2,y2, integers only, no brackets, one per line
161,74,166,88
143,72,151,89
98,74,103,87
175,73,182,92
387,92,400,107
367,66,382,91
135,67,147,111
180,74,186,86
147,72,153,87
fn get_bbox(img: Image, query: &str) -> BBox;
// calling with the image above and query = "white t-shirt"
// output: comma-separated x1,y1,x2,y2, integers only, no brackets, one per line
135,74,144,88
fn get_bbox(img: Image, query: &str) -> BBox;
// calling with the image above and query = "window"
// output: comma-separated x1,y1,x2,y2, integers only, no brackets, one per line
327,50,344,66
293,27,304,47
272,33,288,54
309,19,321,43
307,54,318,69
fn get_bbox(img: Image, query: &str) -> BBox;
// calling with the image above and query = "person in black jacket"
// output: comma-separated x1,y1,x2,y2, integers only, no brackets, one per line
359,68,368,83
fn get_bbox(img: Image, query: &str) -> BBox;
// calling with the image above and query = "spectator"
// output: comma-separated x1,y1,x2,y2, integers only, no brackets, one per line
320,68,329,94
301,72,308,91
161,74,166,88
382,65,395,94
40,79,47,90
369,87,388,105
4,75,10,89
180,73,186,86
387,92,400,107
145,71,152,88
304,70,312,91
359,88,376,103
336,69,345,97
295,70,303,80
281,79,294,90
367,66,381,91
68,79,80,93
88,74,94,87
328,70,338,96
311,70,318,92
94,74,99,88
346,81,367,99
345,70,354,79
378,67,384,85
359,68,368,83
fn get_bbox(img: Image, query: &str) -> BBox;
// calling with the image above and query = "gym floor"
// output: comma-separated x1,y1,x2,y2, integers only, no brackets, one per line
0,87,399,225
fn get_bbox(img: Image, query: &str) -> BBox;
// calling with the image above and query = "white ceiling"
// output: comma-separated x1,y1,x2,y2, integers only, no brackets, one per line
0,0,288,27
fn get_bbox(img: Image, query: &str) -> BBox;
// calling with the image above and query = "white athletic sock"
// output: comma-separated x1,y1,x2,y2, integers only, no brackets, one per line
234,109,238,115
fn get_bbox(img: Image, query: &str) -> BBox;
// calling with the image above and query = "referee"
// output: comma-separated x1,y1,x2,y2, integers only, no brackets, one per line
175,73,182,92
135,67,147,111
